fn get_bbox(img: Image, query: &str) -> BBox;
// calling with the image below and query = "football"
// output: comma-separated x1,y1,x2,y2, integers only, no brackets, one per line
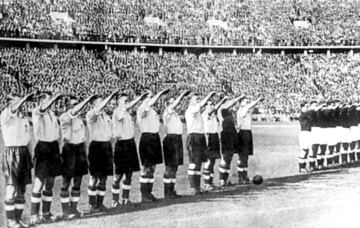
252,175,264,185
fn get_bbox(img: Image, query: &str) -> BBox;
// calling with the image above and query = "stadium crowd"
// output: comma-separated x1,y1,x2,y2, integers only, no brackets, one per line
1,0,360,46
1,46,359,117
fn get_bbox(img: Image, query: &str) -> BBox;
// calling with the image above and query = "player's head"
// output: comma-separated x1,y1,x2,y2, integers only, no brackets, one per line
167,97,175,106
309,100,317,109
240,97,248,107
300,101,308,111
67,96,79,110
205,101,214,112
117,93,128,105
39,91,53,103
189,93,200,105
109,99,117,110
6,92,22,107
91,95,103,107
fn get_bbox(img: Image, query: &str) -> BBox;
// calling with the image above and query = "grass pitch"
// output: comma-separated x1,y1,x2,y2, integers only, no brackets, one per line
1,123,303,227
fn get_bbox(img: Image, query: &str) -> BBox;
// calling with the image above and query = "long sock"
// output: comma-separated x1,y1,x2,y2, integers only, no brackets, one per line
111,183,120,202
97,183,106,207
30,192,41,216
60,189,70,215
203,168,211,185
121,182,131,200
15,196,25,221
5,199,15,221
42,190,53,215
70,189,81,213
87,186,97,207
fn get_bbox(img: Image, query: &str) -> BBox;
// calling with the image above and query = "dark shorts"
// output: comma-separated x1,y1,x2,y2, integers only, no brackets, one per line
163,134,184,166
186,133,207,165
114,138,140,174
139,133,163,167
206,133,220,159
61,143,88,178
88,141,113,177
221,131,238,160
237,130,253,156
2,146,33,186
34,141,62,179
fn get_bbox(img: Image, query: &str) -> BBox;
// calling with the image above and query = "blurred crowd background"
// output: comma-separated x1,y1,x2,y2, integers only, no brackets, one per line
1,46,359,121
1,0,360,46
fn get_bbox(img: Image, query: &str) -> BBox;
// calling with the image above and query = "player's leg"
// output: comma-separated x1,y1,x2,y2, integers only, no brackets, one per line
140,165,157,202
203,159,212,189
5,184,17,228
30,177,45,225
298,131,309,172
219,155,232,186
111,173,123,208
164,165,173,198
14,185,28,227
341,142,349,165
318,144,327,169
349,141,356,163
42,176,59,222
97,175,108,211
169,166,181,197
356,140,360,162
298,149,309,173
88,175,98,212
122,171,133,204
60,176,73,219
238,155,250,184
70,176,83,217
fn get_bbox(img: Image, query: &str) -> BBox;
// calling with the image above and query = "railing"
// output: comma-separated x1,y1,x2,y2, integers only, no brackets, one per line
1,37,359,54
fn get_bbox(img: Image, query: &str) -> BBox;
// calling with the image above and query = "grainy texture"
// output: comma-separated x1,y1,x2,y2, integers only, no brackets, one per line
4,123,354,228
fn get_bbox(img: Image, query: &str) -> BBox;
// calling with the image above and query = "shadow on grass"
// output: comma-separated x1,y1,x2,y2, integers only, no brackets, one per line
57,165,355,223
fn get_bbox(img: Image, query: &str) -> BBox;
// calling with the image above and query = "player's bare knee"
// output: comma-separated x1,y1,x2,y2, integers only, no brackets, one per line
88,176,98,188
113,174,121,184
5,185,16,201
32,177,44,193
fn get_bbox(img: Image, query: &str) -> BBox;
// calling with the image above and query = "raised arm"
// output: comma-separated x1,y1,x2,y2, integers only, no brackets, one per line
170,90,192,109
221,95,245,110
208,96,229,116
70,94,97,116
40,94,63,112
245,97,264,112
126,92,149,111
94,91,119,113
147,88,170,107
10,93,35,113
199,91,216,108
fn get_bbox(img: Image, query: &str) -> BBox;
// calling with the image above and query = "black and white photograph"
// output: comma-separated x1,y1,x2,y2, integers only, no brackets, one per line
1,0,360,227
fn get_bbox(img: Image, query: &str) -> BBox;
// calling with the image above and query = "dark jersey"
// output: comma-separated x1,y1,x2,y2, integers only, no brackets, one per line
316,110,326,128
299,111,312,131
333,107,341,127
356,109,360,125
339,107,348,128
348,106,357,127
323,109,335,128
221,109,237,134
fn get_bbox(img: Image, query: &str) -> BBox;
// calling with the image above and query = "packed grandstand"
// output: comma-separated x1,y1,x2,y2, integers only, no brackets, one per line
1,0,360,120
1,0,360,45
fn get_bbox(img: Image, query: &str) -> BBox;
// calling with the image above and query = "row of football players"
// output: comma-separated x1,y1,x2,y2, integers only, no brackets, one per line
298,100,360,172
1,89,263,228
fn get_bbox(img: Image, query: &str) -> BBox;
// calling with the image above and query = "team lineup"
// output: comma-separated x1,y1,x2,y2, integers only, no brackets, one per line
298,100,360,173
1,89,263,228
